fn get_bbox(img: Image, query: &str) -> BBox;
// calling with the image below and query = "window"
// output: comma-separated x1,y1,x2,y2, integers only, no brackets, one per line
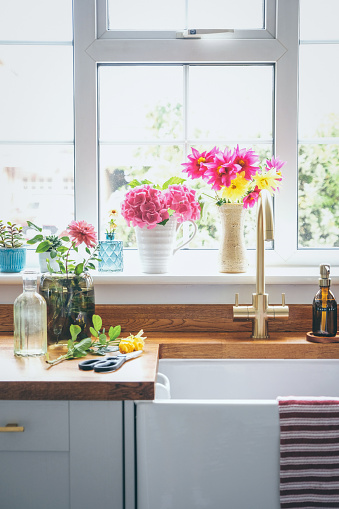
1,0,338,268
0,0,74,235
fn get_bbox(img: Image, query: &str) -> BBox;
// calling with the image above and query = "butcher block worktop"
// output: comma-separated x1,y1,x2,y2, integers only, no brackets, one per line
1,331,339,401
1,304,339,401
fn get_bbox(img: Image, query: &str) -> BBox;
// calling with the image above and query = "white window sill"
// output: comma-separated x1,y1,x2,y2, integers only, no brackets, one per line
0,250,337,306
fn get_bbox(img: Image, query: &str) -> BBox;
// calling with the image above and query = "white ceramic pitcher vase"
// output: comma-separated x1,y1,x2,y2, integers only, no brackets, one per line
218,203,248,273
135,216,197,274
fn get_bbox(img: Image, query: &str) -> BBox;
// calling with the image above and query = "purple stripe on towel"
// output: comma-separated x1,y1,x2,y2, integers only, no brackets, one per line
278,398,339,509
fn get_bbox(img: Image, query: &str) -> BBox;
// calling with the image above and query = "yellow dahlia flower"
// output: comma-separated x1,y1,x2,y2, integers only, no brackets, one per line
220,174,250,202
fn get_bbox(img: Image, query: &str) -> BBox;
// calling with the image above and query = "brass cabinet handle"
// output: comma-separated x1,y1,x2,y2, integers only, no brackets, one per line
0,423,25,432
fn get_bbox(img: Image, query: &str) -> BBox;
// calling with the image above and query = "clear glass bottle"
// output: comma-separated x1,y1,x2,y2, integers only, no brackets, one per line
312,264,337,337
14,270,47,356
98,232,123,272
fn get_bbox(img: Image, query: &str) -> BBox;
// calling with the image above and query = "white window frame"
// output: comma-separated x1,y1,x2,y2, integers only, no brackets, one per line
73,0,337,269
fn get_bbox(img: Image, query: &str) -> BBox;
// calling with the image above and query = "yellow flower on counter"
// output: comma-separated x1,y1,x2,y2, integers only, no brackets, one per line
119,339,134,353
119,329,146,354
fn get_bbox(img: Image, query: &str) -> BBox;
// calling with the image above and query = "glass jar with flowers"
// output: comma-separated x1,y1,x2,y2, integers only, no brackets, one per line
39,220,100,346
98,209,123,272
182,146,285,273
121,177,201,273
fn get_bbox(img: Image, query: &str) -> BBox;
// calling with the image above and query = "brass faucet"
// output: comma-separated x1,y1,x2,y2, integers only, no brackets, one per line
233,189,289,338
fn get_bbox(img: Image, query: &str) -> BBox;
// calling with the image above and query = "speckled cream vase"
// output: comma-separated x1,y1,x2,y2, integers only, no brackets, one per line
218,203,248,273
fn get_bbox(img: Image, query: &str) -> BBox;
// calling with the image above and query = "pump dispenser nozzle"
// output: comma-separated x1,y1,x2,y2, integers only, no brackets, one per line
319,264,331,287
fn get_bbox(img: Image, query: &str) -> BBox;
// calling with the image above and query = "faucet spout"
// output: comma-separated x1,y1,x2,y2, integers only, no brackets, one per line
233,189,289,339
257,189,273,295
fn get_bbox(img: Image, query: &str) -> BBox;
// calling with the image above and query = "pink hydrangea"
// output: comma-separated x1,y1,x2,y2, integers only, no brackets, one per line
121,185,169,230
121,184,200,229
166,184,201,223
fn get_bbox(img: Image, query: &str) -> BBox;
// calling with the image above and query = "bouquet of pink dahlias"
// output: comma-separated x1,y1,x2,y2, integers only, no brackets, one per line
121,178,201,230
182,146,285,209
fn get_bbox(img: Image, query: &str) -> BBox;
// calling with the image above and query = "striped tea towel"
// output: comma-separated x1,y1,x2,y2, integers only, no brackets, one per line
278,397,339,509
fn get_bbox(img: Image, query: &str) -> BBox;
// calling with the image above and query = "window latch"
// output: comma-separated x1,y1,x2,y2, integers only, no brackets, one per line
176,29,234,39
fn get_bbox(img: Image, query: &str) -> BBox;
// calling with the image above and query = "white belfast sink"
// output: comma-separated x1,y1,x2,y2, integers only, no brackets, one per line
136,359,339,509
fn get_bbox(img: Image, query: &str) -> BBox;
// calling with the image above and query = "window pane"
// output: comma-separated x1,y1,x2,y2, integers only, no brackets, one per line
0,46,74,141
99,66,184,142
298,143,339,248
188,66,273,142
0,0,72,42
99,144,184,246
107,0,185,30
300,0,339,41
0,145,74,231
299,45,339,139
188,0,264,30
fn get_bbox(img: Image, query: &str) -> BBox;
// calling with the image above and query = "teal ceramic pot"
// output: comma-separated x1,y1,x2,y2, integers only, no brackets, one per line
0,247,26,272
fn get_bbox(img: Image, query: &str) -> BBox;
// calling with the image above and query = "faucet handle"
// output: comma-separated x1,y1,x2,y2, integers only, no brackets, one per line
235,293,239,307
282,293,285,306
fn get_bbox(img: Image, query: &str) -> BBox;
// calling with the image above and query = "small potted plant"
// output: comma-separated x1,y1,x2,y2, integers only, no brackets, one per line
27,221,63,272
0,220,26,272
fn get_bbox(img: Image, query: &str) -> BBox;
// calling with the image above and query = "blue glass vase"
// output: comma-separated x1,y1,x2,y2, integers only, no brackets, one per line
98,232,123,272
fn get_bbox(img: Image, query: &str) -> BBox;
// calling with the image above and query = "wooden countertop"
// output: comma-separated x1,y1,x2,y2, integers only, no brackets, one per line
0,336,159,401
1,331,339,401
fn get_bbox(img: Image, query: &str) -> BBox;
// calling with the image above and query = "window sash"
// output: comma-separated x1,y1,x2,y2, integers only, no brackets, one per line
74,0,339,267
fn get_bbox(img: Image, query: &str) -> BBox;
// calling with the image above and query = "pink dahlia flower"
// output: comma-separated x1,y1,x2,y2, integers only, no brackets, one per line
166,184,201,223
182,147,218,180
233,145,260,181
204,148,241,190
67,220,97,248
266,157,285,174
243,186,261,209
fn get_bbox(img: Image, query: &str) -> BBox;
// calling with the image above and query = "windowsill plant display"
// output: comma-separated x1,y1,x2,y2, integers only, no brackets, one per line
121,177,201,273
0,220,26,273
182,146,285,273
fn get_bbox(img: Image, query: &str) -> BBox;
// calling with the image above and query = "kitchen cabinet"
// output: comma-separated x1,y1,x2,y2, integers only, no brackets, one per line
0,400,123,509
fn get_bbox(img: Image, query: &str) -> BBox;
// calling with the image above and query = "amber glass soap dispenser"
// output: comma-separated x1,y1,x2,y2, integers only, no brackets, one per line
312,264,337,337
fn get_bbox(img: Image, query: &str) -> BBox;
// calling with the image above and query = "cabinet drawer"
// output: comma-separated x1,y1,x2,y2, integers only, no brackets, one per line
0,400,69,451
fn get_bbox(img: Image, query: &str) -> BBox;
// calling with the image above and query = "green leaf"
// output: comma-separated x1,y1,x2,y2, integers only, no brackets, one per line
108,325,121,340
85,247,90,255
157,218,170,226
74,337,92,351
98,333,107,345
162,176,186,189
60,236,70,242
75,262,84,275
27,221,42,232
27,234,43,244
90,327,98,337
128,178,153,188
57,245,68,254
36,240,51,253
50,249,57,259
92,314,102,332
70,324,82,341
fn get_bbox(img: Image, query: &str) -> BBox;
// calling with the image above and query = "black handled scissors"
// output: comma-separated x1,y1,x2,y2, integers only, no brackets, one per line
78,350,142,373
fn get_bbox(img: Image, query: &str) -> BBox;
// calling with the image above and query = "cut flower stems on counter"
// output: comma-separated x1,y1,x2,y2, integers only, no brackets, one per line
45,314,146,366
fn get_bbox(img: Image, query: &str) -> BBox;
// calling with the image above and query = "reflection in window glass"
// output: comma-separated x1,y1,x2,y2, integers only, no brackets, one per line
107,0,185,30
188,0,264,30
0,0,72,42
99,66,184,142
299,46,339,140
298,2,339,248
0,145,74,232
300,0,339,41
0,46,73,142
107,0,264,31
189,66,273,142
98,65,273,248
